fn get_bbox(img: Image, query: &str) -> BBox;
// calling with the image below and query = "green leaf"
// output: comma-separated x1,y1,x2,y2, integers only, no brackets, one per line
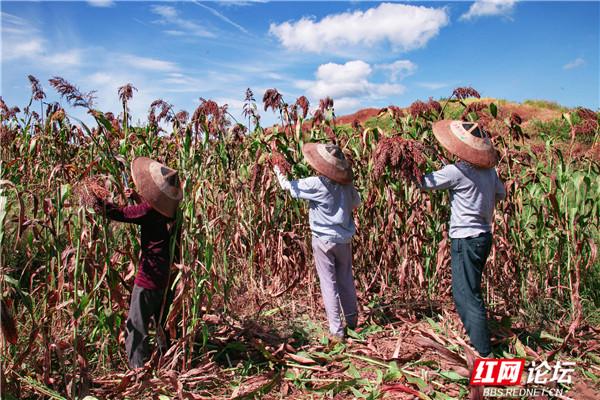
375,369,384,384
74,294,90,319
346,328,362,340
514,338,527,358
406,374,428,390
350,386,366,398
60,184,71,203
4,275,33,314
19,376,67,400
540,331,564,343
425,317,442,333
383,369,403,382
311,351,333,361
284,369,297,380
439,370,467,382
28,137,38,155
431,390,456,400
346,363,362,379
582,369,599,382
586,352,600,365
384,361,403,382
490,103,498,118
0,195,7,245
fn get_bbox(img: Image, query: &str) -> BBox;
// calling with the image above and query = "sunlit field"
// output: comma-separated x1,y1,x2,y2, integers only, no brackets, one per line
1,77,598,399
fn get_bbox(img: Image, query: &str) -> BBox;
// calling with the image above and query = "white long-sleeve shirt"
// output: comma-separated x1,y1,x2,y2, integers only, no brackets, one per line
275,167,361,243
420,161,506,239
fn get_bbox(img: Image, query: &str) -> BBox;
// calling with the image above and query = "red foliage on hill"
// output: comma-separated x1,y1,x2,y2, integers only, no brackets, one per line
268,102,565,132
336,108,381,125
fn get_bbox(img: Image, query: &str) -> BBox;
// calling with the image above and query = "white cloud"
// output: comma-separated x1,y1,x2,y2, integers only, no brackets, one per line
118,54,179,72
218,0,268,7
316,60,372,84
1,11,83,67
3,39,44,60
87,0,114,8
214,97,245,120
81,71,158,125
460,0,517,21
264,72,286,81
164,30,186,36
1,12,31,35
1,12,43,60
269,3,449,54
150,5,215,38
296,60,406,113
88,72,113,85
192,1,248,34
152,5,178,19
563,57,585,70
162,72,200,87
1,22,83,68
44,49,82,67
334,98,362,112
417,82,451,90
379,60,417,82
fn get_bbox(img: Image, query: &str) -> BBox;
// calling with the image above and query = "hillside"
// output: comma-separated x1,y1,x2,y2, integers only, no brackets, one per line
335,99,563,127
275,98,576,141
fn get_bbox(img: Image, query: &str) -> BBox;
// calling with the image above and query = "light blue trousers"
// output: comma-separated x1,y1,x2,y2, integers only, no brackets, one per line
312,237,358,337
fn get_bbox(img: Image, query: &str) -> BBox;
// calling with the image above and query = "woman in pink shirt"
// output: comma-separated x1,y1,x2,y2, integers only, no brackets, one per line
95,157,182,369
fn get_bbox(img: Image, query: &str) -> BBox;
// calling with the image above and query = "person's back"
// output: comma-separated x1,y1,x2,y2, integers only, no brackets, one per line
289,176,360,243
421,160,505,239
101,201,174,290
273,143,360,341
419,119,506,362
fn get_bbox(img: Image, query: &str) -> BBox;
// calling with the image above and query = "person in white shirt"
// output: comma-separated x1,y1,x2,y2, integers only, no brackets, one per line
420,120,505,357
273,143,360,341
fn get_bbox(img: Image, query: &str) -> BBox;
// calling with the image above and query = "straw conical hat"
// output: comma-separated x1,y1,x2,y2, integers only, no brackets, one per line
432,120,498,168
302,143,353,184
131,157,183,218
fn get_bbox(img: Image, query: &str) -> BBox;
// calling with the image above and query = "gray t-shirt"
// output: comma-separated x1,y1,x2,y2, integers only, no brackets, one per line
421,161,506,239
288,176,361,243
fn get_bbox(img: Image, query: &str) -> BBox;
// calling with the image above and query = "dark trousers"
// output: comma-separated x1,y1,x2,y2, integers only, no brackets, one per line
125,284,172,368
451,232,492,356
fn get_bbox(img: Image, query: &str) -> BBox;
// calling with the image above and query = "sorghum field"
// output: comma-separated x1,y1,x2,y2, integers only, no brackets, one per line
0,76,599,399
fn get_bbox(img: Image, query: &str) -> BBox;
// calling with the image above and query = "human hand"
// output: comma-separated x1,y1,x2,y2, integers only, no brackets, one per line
125,188,142,204
272,166,291,190
92,196,105,214
411,173,423,187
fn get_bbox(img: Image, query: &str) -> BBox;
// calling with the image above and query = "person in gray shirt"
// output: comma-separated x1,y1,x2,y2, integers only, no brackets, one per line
420,120,506,357
421,161,506,239
274,143,361,341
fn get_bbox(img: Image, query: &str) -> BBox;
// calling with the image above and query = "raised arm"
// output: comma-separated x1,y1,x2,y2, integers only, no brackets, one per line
273,167,322,201
96,201,155,225
419,164,459,191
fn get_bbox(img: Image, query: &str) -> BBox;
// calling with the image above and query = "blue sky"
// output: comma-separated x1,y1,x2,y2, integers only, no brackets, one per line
1,1,598,126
